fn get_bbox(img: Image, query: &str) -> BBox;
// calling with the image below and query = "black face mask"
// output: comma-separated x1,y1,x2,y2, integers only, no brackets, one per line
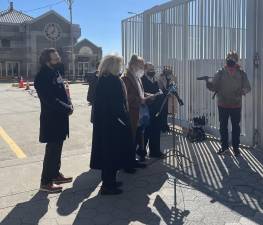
51,63,62,71
147,71,156,77
226,59,236,67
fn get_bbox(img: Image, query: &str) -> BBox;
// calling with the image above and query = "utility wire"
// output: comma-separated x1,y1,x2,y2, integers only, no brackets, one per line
22,0,65,13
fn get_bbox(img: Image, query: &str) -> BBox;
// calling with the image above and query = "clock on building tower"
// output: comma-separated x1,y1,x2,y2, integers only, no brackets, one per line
44,23,62,41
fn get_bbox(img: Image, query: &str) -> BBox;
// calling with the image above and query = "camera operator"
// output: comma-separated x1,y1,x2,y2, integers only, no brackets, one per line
206,51,251,156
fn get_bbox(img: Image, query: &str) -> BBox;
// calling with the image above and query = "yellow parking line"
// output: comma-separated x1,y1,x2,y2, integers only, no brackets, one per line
0,127,27,159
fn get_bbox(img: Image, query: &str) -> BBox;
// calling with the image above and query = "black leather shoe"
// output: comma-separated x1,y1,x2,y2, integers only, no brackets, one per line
124,168,137,174
100,187,123,195
233,148,240,157
138,156,146,162
149,152,165,159
134,160,147,168
115,181,123,187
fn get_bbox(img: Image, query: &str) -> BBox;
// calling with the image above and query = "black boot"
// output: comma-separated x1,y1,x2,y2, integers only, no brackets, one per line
100,186,123,195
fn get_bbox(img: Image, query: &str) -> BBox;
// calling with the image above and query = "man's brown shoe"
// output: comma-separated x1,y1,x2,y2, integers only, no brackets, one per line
53,173,73,184
40,183,62,193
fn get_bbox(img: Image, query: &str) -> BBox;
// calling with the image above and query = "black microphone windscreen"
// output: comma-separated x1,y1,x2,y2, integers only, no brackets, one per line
197,76,209,80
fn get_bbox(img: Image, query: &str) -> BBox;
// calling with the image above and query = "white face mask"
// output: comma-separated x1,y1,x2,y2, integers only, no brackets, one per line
119,68,124,76
136,69,145,78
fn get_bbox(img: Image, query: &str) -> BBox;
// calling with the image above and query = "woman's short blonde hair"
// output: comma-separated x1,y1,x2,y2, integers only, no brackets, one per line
98,54,123,77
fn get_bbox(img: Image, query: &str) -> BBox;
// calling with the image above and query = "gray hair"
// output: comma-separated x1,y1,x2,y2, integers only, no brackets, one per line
128,54,144,71
98,54,123,77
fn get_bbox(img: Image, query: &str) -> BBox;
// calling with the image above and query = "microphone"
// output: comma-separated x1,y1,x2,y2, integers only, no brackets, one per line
197,76,209,80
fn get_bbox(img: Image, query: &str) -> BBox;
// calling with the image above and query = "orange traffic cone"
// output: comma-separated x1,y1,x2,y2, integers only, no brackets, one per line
19,77,24,88
25,80,30,90
65,81,70,98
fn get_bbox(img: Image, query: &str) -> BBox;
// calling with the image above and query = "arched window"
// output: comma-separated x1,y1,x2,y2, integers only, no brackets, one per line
79,46,93,55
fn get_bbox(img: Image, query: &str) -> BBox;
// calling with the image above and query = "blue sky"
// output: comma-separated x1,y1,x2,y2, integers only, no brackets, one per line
0,0,168,55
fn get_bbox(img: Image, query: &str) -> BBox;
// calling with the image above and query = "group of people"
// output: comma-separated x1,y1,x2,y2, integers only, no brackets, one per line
34,49,173,194
88,54,174,195
34,48,251,195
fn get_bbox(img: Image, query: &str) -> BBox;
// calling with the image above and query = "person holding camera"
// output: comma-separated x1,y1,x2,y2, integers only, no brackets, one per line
34,48,74,193
206,51,251,156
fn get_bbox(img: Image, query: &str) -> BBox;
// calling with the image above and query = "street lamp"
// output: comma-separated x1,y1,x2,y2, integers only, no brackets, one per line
65,0,75,80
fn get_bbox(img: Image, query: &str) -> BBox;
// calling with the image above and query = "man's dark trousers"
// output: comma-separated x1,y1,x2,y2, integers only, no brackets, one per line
144,116,162,156
218,106,241,150
41,141,64,185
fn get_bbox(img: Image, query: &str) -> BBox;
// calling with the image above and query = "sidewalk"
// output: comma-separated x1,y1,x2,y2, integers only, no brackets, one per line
0,132,263,225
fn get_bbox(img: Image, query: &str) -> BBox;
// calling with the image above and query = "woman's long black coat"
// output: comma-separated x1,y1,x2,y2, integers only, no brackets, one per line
90,74,135,170
34,65,71,143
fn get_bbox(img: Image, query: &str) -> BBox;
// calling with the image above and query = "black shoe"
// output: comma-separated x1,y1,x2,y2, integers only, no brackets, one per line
217,148,228,155
136,149,147,158
161,125,170,133
53,173,73,185
134,160,147,168
124,168,137,174
233,148,240,157
138,156,146,162
40,183,62,194
115,181,123,187
100,187,123,195
149,152,165,159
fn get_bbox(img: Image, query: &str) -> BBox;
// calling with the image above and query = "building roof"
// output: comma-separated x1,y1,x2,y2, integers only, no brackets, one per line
0,2,33,24
75,38,102,50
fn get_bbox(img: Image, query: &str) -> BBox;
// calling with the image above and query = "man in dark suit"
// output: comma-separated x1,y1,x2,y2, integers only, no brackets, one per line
87,62,100,123
34,48,73,193
139,62,165,160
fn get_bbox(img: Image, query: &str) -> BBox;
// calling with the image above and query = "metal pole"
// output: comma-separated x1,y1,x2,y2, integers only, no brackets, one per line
67,0,75,81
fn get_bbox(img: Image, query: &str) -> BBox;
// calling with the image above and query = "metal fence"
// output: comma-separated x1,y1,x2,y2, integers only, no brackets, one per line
122,0,260,146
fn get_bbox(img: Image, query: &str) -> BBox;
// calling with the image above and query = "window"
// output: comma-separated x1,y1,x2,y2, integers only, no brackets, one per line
78,62,89,76
79,46,93,55
6,62,20,78
1,39,11,48
27,63,33,78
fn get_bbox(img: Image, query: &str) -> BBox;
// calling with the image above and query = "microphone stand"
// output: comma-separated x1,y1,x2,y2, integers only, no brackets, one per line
155,86,192,163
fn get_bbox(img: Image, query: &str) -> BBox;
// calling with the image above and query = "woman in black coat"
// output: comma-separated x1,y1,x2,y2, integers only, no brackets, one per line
90,55,134,195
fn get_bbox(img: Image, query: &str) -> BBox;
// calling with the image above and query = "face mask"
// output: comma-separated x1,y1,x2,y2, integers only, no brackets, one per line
226,59,236,67
167,75,172,80
147,71,155,77
136,69,145,78
118,69,124,77
51,63,61,70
